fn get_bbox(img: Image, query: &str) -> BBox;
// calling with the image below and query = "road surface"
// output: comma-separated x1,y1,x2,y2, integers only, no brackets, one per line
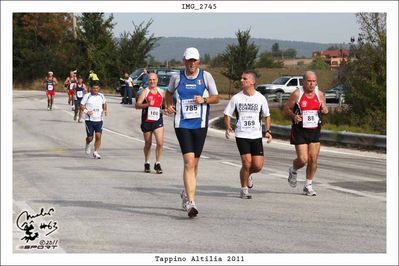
12,91,386,255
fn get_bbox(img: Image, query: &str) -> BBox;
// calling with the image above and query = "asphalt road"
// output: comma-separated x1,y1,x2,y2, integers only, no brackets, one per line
12,91,386,254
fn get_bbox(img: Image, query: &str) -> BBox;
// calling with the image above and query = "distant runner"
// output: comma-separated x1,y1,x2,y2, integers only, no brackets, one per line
42,71,58,111
65,70,77,109
224,70,272,199
80,81,108,159
284,70,328,196
135,73,164,174
74,75,87,123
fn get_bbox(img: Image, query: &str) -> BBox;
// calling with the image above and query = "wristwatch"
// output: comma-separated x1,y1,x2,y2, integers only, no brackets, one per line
203,97,208,104
266,129,272,134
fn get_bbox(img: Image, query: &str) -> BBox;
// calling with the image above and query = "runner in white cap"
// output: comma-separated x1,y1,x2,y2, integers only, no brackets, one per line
165,47,219,218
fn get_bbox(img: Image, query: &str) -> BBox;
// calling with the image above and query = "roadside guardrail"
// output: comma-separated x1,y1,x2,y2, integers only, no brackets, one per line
210,117,386,149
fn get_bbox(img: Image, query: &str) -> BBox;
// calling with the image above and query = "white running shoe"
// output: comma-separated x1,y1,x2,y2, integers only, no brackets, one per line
85,143,91,155
240,188,252,199
303,184,317,196
288,167,297,188
186,201,198,218
78,118,83,123
180,190,188,211
93,151,101,159
248,175,254,189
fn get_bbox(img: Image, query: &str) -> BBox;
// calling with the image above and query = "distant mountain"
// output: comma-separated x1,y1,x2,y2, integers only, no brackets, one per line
149,37,348,61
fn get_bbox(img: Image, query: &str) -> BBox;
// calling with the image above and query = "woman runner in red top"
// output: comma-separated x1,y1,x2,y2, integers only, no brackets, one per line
135,73,165,174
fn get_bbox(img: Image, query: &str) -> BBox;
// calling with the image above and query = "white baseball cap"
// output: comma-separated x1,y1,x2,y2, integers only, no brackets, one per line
183,47,200,60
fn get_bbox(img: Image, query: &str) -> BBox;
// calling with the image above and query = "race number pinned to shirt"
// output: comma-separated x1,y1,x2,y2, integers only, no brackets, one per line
302,110,319,128
76,90,83,98
47,84,54,91
239,114,258,129
89,107,102,120
69,83,75,90
181,99,200,119
147,106,160,121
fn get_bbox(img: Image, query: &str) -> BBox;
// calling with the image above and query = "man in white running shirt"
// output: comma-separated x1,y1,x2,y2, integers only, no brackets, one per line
80,81,108,159
224,70,272,199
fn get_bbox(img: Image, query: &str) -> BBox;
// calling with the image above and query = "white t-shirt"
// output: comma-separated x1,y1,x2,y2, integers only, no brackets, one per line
224,90,270,139
81,92,106,122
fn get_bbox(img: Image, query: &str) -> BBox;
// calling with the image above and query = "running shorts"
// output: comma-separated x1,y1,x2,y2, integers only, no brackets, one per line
290,124,321,145
46,90,55,96
175,127,208,158
74,98,83,109
235,137,264,156
68,89,75,96
141,117,164,133
85,121,103,136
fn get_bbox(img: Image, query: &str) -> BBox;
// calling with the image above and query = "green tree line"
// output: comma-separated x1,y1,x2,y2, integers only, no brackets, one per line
13,13,158,87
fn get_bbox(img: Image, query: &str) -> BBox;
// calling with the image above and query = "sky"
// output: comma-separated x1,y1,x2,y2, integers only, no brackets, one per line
109,13,360,44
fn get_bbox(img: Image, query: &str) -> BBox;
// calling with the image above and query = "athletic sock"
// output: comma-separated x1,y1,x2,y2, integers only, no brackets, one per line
305,179,312,187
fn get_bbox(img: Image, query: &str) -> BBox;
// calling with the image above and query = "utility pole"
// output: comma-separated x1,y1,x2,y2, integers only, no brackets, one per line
72,13,77,39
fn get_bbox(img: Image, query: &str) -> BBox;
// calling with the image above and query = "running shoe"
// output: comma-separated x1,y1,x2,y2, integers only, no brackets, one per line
144,163,150,173
50,106,52,111
248,175,254,189
85,143,91,155
47,107,50,111
93,151,101,159
288,167,297,188
186,201,198,218
303,185,317,196
154,163,163,174
72,106,75,111
240,189,252,199
180,190,188,211
73,114,77,121
78,118,83,123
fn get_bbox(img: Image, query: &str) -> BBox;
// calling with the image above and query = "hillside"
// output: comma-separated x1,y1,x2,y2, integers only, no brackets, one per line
149,37,348,61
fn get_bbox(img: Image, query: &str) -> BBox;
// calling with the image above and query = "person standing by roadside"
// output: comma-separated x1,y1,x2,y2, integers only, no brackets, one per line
165,47,219,218
122,72,134,104
284,70,328,196
73,75,88,122
80,80,108,159
224,70,272,199
42,71,58,111
135,73,164,174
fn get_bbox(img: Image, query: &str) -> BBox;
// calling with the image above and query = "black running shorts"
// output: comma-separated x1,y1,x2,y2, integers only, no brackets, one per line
141,117,164,133
235,137,264,156
175,127,208,158
290,125,321,145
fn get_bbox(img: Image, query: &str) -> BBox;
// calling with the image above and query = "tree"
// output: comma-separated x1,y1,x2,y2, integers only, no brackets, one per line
221,29,259,88
271,42,282,58
76,13,118,86
283,48,297,59
256,52,283,68
337,13,386,134
13,13,75,81
311,56,329,70
127,19,161,70
201,53,211,65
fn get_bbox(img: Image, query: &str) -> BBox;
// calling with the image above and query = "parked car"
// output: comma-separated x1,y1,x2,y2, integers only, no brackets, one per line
324,84,345,104
130,67,180,94
256,75,303,101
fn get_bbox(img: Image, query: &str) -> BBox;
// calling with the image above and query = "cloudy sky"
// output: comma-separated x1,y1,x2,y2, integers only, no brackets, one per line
109,13,360,44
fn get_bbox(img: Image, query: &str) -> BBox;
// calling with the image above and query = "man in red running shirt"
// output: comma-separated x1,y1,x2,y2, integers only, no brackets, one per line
284,71,328,196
